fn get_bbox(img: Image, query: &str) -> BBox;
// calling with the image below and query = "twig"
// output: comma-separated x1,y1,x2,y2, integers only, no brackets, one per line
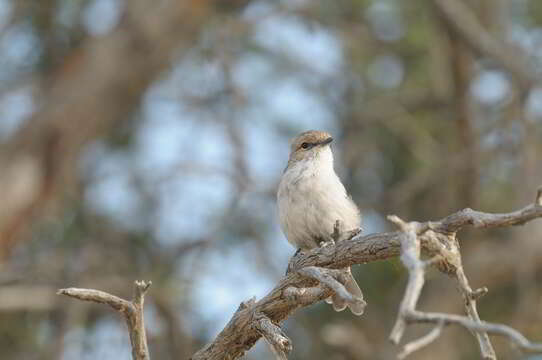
297,266,366,313
456,267,495,359
387,216,425,345
407,310,542,353
468,287,489,302
254,314,292,360
58,280,152,360
397,322,444,359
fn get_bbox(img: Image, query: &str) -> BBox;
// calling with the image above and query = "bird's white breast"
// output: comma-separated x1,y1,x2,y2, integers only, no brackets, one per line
277,147,360,250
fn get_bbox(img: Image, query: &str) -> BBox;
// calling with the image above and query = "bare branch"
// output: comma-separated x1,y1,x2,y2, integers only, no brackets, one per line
254,314,292,360
57,288,132,314
435,204,542,233
387,213,496,358
455,267,495,359
56,198,542,360
129,281,152,360
297,266,366,314
190,190,542,359
282,286,328,305
387,188,542,359
468,287,489,302
397,322,444,360
58,280,152,360
388,216,425,345
407,311,542,353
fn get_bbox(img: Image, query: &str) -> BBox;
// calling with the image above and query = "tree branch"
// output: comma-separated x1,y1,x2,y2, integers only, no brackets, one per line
386,192,542,359
254,313,292,360
297,266,366,314
190,190,542,359
397,322,444,360
58,191,542,360
456,266,495,359
406,311,542,353
58,280,152,360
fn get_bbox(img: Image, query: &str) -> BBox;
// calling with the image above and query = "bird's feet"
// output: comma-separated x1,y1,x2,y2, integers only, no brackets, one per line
319,238,336,248
328,220,363,244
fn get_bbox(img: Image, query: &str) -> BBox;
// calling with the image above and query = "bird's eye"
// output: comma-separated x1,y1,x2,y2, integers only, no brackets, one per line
301,142,309,149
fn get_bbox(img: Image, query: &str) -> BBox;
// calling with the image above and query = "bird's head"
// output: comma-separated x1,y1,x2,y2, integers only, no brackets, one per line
287,130,334,166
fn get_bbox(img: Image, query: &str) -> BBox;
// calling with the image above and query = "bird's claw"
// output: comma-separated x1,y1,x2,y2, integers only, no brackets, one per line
319,238,336,247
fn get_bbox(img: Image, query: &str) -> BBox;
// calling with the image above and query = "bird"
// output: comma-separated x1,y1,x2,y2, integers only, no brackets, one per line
277,130,364,315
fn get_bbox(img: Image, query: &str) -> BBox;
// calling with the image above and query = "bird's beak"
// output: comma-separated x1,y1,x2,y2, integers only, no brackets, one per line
318,137,333,146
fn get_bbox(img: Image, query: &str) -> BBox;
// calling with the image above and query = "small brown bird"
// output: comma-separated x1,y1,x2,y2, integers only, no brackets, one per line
277,130,364,315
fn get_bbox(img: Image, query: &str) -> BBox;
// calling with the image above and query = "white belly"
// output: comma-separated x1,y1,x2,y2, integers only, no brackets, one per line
277,157,360,250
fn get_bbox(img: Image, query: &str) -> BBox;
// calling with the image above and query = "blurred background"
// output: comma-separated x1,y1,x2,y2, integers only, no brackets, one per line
0,0,541,359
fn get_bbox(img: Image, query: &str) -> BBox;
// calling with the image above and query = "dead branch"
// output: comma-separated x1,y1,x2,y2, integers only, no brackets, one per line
297,266,366,314
254,313,292,360
387,197,542,359
397,321,443,360
56,191,542,360
189,189,542,359
58,280,152,360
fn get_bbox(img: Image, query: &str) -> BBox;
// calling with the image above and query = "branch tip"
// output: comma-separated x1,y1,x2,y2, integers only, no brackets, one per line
469,287,489,301
255,314,292,360
397,322,444,359
387,214,409,231
135,280,152,293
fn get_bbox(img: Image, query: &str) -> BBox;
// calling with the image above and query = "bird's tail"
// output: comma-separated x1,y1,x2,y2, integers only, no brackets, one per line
329,267,365,316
